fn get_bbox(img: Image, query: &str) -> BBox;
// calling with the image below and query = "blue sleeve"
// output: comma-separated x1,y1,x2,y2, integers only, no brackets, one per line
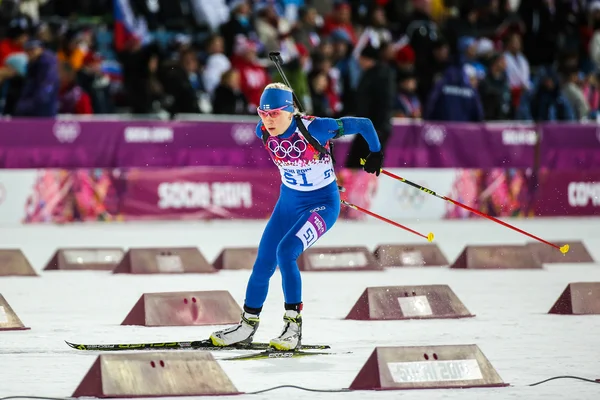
307,116,382,152
255,121,264,139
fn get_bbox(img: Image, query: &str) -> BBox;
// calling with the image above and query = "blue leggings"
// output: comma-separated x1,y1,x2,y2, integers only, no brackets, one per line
244,182,341,310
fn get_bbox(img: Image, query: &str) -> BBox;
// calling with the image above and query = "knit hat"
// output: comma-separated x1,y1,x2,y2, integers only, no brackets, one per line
395,44,415,64
360,44,379,60
259,87,294,112
5,53,28,76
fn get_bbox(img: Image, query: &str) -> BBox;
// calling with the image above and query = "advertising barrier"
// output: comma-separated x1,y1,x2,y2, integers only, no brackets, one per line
0,167,598,224
539,123,600,169
0,118,598,224
0,119,554,169
531,169,600,216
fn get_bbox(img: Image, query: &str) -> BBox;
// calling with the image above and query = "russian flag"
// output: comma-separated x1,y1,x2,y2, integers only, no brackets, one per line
113,0,150,52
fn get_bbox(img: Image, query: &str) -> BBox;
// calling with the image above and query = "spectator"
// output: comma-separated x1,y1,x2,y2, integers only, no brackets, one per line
378,0,407,32
122,44,166,114
557,50,580,73
588,1,600,71
309,0,334,18
476,0,508,38
444,1,480,54
231,35,270,112
528,67,575,122
394,69,421,119
254,4,283,55
162,48,208,115
212,68,248,114
425,63,484,122
167,34,193,61
329,29,354,114
476,37,496,62
0,0,20,31
310,51,342,116
220,0,255,58
189,0,229,33
582,71,600,117
308,70,333,117
458,36,486,78
330,28,352,63
0,52,27,115
405,0,441,77
57,28,88,71
464,63,480,89
0,0,595,122
14,39,59,117
0,17,28,66
293,6,322,52
58,61,93,114
36,21,62,52
345,45,394,169
561,67,590,121
394,44,416,77
202,34,231,97
555,0,583,56
276,0,305,23
417,37,450,104
353,6,392,59
315,36,334,61
518,0,561,68
478,53,512,120
77,52,114,114
503,32,530,108
493,2,526,40
321,2,357,44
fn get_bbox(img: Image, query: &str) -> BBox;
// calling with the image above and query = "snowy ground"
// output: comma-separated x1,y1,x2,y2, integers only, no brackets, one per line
1,217,600,400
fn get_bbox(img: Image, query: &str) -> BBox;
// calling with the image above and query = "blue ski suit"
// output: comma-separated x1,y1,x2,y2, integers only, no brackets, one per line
244,115,381,310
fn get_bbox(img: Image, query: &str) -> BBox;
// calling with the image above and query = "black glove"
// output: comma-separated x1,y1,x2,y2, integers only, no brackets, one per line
363,151,383,176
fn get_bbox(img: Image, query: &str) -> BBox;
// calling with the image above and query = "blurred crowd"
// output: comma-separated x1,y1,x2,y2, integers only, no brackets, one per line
2,0,600,122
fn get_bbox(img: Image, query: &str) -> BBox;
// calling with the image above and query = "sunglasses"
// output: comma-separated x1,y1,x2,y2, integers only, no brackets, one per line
257,105,289,118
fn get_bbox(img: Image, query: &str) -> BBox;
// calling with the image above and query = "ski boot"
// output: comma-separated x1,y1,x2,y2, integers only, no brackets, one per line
270,304,302,351
210,310,260,347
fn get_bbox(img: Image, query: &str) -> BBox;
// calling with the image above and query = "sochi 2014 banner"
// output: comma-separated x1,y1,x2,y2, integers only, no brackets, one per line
372,168,600,219
368,168,538,220
2,167,283,223
531,169,600,216
0,167,598,224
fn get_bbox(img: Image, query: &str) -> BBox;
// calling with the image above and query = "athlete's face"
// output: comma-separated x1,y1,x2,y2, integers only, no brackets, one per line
258,109,293,136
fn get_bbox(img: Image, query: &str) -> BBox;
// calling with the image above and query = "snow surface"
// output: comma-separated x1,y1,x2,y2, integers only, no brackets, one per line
1,217,600,400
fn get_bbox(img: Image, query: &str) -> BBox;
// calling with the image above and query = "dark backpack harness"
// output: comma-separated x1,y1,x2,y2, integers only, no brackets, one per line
261,114,342,165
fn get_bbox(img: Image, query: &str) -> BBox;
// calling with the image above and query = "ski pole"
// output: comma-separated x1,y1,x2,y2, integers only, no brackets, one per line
341,200,434,242
269,51,434,243
361,159,569,254
269,52,306,112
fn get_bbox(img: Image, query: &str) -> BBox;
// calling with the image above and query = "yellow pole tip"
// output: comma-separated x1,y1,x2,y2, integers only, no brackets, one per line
560,244,569,254
360,158,366,165
427,232,434,242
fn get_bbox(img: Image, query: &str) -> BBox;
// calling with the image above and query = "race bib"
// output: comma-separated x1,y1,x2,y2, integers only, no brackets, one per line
295,212,327,250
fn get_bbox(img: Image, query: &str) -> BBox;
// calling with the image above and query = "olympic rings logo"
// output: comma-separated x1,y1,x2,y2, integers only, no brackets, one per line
396,181,427,209
267,138,307,159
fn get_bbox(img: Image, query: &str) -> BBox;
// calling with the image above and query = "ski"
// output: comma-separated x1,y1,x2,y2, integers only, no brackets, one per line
65,340,330,352
220,350,349,361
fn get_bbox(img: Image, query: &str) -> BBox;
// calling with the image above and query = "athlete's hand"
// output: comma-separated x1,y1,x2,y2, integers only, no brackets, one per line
363,151,383,176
